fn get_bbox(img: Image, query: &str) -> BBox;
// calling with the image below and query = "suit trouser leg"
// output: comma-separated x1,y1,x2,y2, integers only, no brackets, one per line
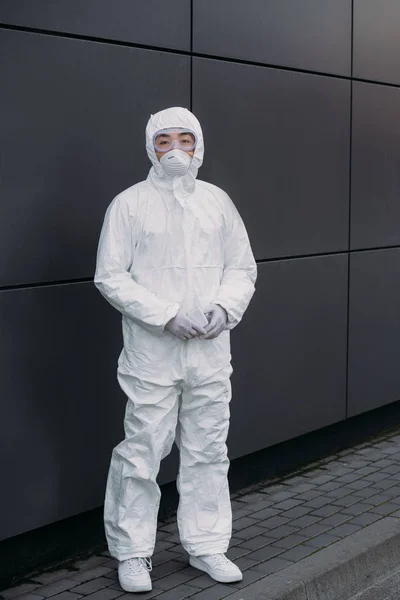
104,373,180,560
175,375,232,556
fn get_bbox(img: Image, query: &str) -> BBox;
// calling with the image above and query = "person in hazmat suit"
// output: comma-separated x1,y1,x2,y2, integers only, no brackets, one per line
94,107,257,593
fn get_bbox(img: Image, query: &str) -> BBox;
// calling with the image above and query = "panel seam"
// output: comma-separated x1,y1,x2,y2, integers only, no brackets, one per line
2,22,400,89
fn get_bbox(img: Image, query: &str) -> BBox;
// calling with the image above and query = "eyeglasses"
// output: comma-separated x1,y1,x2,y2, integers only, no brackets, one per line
153,128,197,153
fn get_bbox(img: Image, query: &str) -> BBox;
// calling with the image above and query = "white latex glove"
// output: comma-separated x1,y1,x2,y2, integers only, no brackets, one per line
165,310,206,340
201,304,228,339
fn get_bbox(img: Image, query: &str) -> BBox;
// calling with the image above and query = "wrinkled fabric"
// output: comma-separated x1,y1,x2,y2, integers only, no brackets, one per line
95,106,257,559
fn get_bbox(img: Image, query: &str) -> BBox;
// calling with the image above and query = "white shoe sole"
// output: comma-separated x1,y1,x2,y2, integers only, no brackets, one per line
189,556,243,583
119,579,152,593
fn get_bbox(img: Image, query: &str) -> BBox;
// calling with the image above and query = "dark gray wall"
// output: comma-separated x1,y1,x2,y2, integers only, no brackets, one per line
1,1,399,541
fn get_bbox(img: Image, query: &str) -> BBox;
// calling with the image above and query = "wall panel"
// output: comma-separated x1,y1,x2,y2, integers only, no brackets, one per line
0,284,124,540
0,0,190,51
193,0,351,76
193,57,350,260
351,82,400,250
228,257,348,458
0,30,190,287
348,249,400,417
354,0,400,85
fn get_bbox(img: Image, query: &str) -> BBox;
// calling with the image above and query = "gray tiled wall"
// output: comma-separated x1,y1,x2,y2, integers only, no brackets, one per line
1,1,399,540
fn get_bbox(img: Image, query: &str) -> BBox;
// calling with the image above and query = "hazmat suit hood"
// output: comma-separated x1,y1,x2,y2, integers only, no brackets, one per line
145,107,204,202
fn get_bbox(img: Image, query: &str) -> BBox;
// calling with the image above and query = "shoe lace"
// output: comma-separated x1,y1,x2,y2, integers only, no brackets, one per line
210,553,230,565
127,557,152,574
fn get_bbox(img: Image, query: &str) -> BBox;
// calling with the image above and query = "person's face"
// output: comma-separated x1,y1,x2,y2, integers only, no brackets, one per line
154,130,196,161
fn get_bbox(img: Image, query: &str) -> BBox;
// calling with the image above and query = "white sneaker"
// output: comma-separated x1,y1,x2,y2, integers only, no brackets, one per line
189,553,243,583
118,557,152,592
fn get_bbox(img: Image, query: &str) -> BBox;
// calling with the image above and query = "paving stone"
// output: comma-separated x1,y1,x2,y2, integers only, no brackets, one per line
151,560,185,580
234,557,260,571
227,568,265,589
186,574,215,590
225,546,252,560
83,588,123,600
103,572,118,582
151,585,199,600
324,485,357,499
354,486,384,499
239,499,274,513
251,557,293,575
69,567,114,583
233,524,269,541
369,502,400,515
309,504,341,517
0,585,42,599
248,507,280,521
347,512,383,526
152,550,182,566
298,522,332,537
110,590,161,600
353,466,378,476
232,516,259,531
256,515,289,530
295,490,322,501
307,475,335,485
305,533,342,549
73,557,110,571
69,578,111,595
341,502,373,516
237,535,274,551
361,493,392,506
333,494,363,508
279,506,311,519
31,571,72,586
328,523,362,537
390,509,400,518
317,512,352,527
265,525,299,539
288,483,316,493
271,533,309,549
288,515,320,528
345,479,372,490
373,459,396,468
302,495,333,509
164,534,180,544
154,540,176,553
158,522,178,534
232,507,254,520
271,498,304,511
382,465,400,474
245,545,283,562
284,476,309,485
316,481,343,492
363,472,392,483
154,571,195,591
374,479,399,491
229,535,247,547
34,580,79,598
171,565,199,579
277,544,316,562
326,466,355,476
9,595,44,600
46,594,82,600
100,560,117,570
266,491,295,502
189,583,236,600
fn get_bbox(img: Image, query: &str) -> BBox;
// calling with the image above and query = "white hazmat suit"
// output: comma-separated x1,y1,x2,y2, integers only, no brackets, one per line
95,107,257,560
